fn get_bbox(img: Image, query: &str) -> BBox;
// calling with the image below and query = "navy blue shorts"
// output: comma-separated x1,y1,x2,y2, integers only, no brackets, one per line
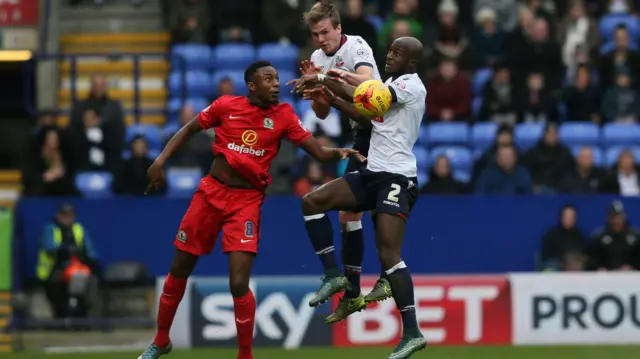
344,169,419,220
345,129,371,174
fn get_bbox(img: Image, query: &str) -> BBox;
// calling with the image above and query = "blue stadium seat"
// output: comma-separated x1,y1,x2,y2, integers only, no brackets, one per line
170,44,212,71
168,70,213,98
514,123,544,150
365,15,383,32
571,146,604,167
426,123,469,147
417,125,429,146
76,172,113,198
602,123,640,147
604,146,640,167
257,43,299,71
417,171,428,189
453,170,470,183
163,123,180,141
472,68,493,96
278,70,297,87
472,97,483,118
471,122,498,150
558,122,600,146
127,124,162,150
429,146,472,171
413,146,429,171
599,14,639,41
211,70,246,96
166,97,209,123
166,168,203,198
212,44,256,70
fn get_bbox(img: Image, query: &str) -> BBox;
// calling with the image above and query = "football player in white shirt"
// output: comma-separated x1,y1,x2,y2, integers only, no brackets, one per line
290,37,427,359
298,0,385,314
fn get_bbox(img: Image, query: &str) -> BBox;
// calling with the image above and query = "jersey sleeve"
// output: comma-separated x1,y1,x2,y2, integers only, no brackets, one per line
387,76,420,105
348,38,376,70
284,106,312,145
197,97,226,129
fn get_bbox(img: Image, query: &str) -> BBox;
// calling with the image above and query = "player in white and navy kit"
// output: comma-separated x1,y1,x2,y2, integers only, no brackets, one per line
291,37,428,359
298,0,384,315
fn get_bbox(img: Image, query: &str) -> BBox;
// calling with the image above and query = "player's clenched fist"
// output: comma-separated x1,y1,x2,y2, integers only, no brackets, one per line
145,160,166,195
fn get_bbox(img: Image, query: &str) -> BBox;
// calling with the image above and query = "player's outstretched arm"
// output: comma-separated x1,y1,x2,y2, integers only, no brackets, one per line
328,68,373,86
326,91,372,129
156,118,202,164
298,136,366,164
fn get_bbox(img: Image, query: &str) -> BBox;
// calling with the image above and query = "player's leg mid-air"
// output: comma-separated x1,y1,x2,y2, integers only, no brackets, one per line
299,0,391,316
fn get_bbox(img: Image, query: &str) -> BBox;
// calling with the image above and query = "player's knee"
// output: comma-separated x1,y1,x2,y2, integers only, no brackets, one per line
229,278,249,298
377,247,401,270
169,249,198,278
301,192,324,215
339,211,363,225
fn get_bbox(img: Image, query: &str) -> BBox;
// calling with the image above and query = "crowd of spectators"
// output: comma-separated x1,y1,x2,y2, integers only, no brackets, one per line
23,0,640,198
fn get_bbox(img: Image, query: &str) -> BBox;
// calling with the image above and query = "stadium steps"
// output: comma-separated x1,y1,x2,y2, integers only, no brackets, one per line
0,171,21,208
0,292,12,353
59,0,163,34
58,32,170,126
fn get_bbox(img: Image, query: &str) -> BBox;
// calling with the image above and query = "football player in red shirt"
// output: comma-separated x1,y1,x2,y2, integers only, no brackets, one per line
138,60,364,359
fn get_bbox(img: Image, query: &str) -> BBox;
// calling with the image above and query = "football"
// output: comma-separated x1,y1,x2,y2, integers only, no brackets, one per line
353,79,393,118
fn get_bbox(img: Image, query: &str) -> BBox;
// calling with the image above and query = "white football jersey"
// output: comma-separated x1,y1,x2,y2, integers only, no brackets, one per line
310,35,381,129
367,73,426,178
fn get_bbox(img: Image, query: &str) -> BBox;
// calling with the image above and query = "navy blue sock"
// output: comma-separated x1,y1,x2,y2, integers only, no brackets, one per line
341,221,364,298
385,261,418,330
304,213,340,277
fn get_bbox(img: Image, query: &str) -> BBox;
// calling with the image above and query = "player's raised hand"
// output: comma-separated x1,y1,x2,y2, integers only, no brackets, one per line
303,86,331,105
326,68,347,79
145,160,166,195
300,60,322,75
335,148,366,162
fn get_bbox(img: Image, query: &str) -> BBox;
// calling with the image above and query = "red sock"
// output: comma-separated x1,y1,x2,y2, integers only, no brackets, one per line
233,290,256,359
154,273,187,348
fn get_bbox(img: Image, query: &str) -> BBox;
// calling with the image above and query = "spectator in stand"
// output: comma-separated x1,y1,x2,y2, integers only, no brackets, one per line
340,0,378,53
474,0,518,32
561,147,605,193
587,200,640,271
293,161,334,197
599,150,640,196
113,136,164,196
598,25,640,88
557,0,600,68
515,72,558,123
524,123,574,193
378,0,422,51
218,78,236,97
426,59,472,122
210,0,259,44
166,105,213,175
540,205,587,271
28,110,60,153
475,144,532,194
23,127,79,197
562,64,601,123
470,8,506,69
262,0,306,46
606,0,635,14
424,0,471,70
70,74,125,160
508,17,564,90
70,108,122,173
522,0,557,33
602,69,640,123
505,6,534,52
478,64,517,124
470,124,520,186
421,155,468,194
169,0,210,44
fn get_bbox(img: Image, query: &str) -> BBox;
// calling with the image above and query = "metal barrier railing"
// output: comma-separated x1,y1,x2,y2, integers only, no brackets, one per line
22,53,189,122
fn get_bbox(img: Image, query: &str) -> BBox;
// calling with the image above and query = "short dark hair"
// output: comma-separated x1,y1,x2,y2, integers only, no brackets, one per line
244,60,273,84
303,0,340,28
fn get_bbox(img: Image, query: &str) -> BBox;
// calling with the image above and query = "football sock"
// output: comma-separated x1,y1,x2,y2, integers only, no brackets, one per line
304,213,340,277
233,290,256,359
385,261,418,330
154,273,188,348
342,221,364,298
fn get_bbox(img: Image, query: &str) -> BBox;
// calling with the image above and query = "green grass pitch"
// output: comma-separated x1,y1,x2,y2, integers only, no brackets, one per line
4,346,640,359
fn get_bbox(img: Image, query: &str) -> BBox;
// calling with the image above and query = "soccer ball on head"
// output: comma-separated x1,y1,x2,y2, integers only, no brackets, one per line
353,79,393,118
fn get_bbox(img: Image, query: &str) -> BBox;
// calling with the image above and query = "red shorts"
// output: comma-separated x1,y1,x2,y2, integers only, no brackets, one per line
174,175,265,256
